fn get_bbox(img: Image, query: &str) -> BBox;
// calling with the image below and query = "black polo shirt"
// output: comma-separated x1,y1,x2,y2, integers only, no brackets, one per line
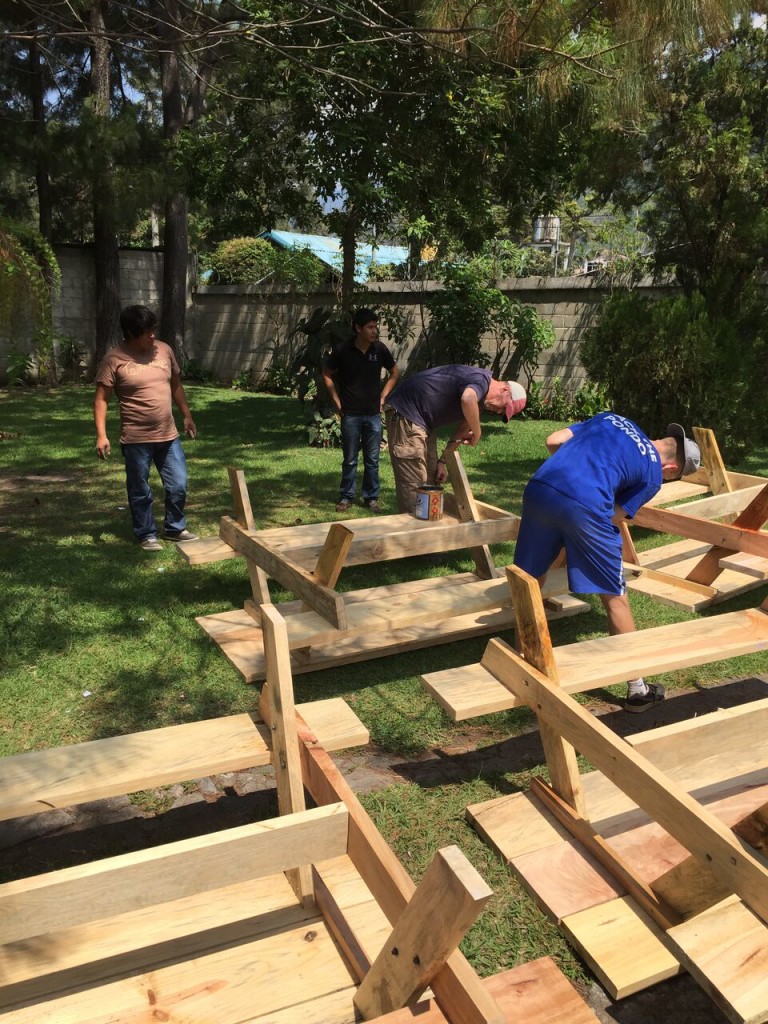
324,339,395,416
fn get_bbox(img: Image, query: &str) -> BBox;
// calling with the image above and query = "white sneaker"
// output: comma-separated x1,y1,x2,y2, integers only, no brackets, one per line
139,535,163,551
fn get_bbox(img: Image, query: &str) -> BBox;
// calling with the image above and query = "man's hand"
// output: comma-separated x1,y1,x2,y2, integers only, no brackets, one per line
184,416,197,440
435,461,448,484
96,436,111,459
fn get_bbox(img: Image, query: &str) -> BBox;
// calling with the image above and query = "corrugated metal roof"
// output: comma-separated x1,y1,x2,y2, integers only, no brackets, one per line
260,230,412,284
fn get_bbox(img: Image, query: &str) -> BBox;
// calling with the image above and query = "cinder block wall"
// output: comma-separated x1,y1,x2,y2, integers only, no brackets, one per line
0,246,676,389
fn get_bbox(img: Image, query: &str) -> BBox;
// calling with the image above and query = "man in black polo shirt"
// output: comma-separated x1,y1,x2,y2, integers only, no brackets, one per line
322,308,400,513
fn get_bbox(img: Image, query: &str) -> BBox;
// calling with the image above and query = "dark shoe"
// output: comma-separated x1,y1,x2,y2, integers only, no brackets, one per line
624,683,665,713
335,499,353,513
365,499,381,513
139,535,163,551
164,529,199,542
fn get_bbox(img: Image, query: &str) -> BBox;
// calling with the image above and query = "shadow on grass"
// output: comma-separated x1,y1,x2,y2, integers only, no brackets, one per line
390,676,768,791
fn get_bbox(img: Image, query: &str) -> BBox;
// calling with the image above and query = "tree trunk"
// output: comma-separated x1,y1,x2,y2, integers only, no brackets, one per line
30,39,51,243
90,0,121,366
340,210,358,312
159,0,187,361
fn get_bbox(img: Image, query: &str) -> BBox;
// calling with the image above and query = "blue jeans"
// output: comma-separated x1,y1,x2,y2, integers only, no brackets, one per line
121,438,188,541
339,414,382,502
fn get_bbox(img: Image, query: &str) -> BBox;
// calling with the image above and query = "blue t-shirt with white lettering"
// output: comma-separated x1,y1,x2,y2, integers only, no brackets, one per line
533,412,662,518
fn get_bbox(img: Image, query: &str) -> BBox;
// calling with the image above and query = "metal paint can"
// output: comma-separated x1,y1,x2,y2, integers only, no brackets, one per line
415,484,444,521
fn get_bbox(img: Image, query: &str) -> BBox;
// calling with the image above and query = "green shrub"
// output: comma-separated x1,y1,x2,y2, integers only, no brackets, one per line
202,237,274,285
581,288,768,458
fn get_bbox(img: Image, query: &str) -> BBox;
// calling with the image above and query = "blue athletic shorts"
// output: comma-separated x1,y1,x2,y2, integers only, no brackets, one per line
513,479,625,595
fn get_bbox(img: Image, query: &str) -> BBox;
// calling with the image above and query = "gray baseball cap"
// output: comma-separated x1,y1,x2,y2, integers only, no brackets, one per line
666,423,701,479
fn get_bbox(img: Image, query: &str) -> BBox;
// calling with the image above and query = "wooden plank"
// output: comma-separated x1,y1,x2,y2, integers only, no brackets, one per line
562,897,682,999
267,516,518,568
3,911,357,1024
259,604,313,906
312,854,393,983
718,551,768,579
220,516,347,628
422,606,768,722
686,482,768,586
694,427,733,496
177,534,239,564
227,465,255,528
0,698,367,822
445,449,498,580
282,569,575,651
204,579,588,683
622,562,716,598
670,898,768,1024
645,479,710,505
506,566,584,817
247,562,271,610
314,523,354,588
633,504,768,559
666,483,767,521
628,699,768,791
0,803,349,944
300,744,506,1024
481,637,768,926
619,521,639,563
371,957,601,1024
354,846,493,1019
0,872,305,999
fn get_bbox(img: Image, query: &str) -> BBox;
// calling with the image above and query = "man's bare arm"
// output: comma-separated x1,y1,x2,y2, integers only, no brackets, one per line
94,383,112,459
545,427,574,454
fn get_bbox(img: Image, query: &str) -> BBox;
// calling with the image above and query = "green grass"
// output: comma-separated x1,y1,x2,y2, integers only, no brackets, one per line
2,384,768,979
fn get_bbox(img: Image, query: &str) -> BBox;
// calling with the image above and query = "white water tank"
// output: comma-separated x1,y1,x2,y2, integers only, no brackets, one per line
532,216,560,244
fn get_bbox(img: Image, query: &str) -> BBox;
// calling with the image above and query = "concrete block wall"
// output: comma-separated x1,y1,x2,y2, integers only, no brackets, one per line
0,245,677,391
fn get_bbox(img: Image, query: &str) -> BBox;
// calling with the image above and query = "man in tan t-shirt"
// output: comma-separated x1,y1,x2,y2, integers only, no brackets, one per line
94,305,198,551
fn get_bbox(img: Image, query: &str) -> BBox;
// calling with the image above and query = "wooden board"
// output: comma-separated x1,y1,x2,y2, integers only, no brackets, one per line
422,606,768,721
179,510,520,569
670,898,768,1024
467,700,768,1021
373,957,601,1024
200,589,589,684
0,697,368,821
562,897,682,999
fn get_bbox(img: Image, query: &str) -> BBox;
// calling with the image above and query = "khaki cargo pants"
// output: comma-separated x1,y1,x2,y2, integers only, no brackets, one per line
385,407,439,514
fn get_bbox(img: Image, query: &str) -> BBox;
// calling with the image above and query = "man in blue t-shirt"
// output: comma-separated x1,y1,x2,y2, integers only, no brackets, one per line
384,365,526,514
514,412,700,712
322,308,400,513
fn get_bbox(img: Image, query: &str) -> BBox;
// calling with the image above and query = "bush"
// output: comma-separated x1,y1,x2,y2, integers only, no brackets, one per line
202,237,274,285
581,288,768,458
425,259,554,375
200,237,325,290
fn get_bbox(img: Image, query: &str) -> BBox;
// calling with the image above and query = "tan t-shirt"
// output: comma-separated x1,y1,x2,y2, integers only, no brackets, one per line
96,341,180,444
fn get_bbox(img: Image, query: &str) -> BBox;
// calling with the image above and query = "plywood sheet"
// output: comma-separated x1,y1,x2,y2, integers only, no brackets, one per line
562,897,681,999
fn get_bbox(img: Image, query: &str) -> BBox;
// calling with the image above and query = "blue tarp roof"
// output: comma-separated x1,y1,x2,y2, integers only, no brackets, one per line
259,230,412,284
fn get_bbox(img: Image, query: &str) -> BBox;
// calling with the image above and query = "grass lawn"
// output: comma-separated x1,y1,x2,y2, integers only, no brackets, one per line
2,383,767,982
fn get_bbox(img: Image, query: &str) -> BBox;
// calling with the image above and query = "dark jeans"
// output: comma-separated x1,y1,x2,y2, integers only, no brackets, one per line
121,438,188,541
339,413,382,502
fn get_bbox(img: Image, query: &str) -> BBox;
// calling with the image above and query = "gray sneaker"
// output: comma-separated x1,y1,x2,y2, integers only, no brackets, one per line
139,535,163,551
164,529,199,542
